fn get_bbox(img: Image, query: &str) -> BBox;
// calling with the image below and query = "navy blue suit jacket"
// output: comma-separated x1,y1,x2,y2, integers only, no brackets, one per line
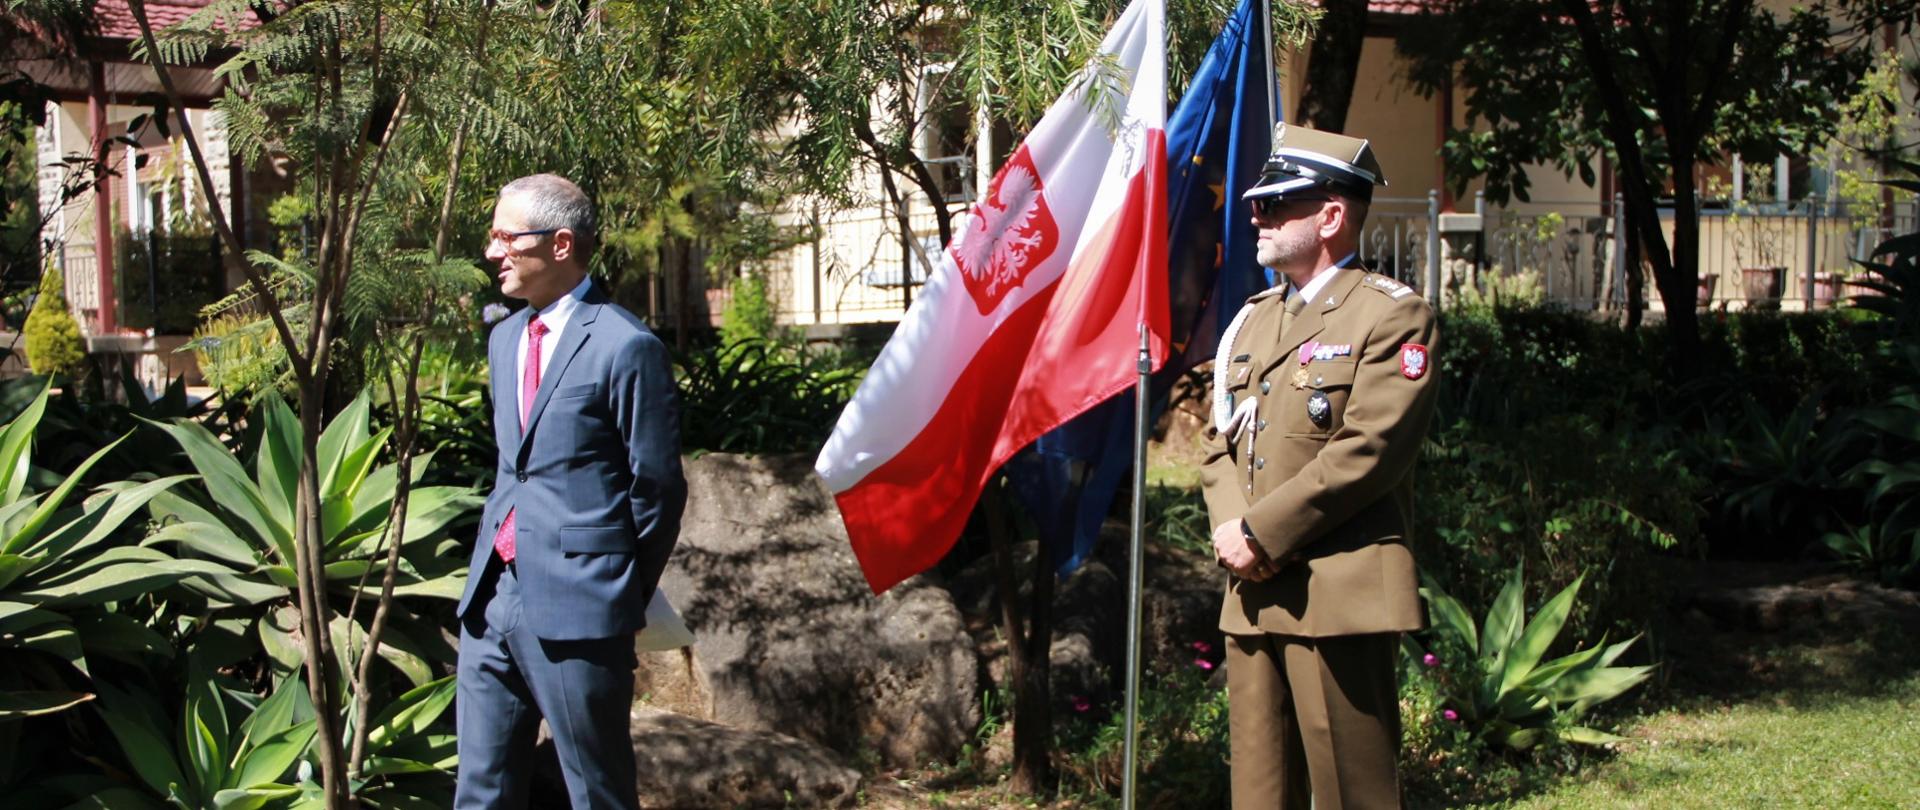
456,282,686,641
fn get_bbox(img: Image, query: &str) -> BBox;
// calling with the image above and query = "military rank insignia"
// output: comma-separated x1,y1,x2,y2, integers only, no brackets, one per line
1401,343,1429,379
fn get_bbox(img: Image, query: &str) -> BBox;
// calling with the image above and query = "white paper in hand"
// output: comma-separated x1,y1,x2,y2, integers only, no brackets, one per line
634,588,694,651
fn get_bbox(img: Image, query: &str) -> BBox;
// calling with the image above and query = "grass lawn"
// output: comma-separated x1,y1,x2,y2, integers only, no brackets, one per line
1508,672,1920,808
1478,587,1920,810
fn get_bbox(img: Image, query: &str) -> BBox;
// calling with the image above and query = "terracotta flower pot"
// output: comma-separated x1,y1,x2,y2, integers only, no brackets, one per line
1813,272,1839,308
1740,266,1784,302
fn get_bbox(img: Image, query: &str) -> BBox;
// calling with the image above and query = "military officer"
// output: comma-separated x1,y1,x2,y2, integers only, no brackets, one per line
1200,124,1440,810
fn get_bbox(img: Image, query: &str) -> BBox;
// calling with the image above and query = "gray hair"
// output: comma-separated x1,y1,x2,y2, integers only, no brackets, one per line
500,174,597,262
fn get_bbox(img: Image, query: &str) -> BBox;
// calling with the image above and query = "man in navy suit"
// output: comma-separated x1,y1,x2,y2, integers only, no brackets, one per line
455,174,686,809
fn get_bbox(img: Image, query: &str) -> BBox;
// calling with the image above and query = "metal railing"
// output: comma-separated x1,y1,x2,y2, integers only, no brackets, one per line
57,243,100,331
754,191,1917,326
765,200,970,326
1690,197,1918,310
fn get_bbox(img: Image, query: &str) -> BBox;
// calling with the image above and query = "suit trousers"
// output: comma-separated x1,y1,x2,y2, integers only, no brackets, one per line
455,557,640,810
1226,631,1402,810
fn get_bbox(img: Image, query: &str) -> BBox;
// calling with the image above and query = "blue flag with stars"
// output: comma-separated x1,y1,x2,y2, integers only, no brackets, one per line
1006,0,1275,575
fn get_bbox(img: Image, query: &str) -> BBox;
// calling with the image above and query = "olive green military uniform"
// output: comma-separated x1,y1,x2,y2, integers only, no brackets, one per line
1201,264,1439,810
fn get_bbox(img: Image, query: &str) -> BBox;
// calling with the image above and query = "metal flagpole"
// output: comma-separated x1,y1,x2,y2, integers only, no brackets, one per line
1121,324,1151,810
1261,0,1277,124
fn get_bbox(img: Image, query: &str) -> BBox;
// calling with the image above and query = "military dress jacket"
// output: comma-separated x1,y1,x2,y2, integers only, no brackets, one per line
1201,268,1440,638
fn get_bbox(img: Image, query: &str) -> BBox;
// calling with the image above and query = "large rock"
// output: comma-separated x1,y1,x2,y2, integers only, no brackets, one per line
529,709,860,810
631,708,861,809
639,453,980,768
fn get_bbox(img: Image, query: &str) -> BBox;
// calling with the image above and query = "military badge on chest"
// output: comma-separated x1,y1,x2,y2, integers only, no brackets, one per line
1306,390,1332,427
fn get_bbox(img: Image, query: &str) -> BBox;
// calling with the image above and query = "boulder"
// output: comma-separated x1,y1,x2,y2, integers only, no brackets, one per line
529,709,860,810
631,708,861,809
641,453,980,768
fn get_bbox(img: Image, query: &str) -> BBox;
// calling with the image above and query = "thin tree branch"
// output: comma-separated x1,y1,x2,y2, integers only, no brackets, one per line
125,0,313,387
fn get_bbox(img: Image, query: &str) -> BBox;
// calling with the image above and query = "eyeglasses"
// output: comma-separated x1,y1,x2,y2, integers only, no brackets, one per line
1250,195,1332,219
487,227,558,249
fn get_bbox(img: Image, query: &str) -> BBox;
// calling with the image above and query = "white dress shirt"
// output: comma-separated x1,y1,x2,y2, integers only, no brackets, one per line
1291,251,1357,307
514,275,593,408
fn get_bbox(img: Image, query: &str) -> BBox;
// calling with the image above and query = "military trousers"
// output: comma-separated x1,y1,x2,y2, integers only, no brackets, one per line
1226,631,1402,810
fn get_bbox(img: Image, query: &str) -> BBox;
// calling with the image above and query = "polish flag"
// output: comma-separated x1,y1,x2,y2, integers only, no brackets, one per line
815,0,1169,594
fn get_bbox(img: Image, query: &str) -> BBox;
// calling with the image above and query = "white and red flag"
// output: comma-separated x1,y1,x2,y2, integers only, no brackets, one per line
815,0,1169,594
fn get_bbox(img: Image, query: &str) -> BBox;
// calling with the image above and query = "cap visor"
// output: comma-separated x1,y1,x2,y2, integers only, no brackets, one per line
1241,176,1318,201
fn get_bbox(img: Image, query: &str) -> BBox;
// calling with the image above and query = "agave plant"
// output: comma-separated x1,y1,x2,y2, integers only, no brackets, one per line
0,385,217,722
142,390,482,686
1408,564,1654,750
35,661,457,810
1822,344,1920,586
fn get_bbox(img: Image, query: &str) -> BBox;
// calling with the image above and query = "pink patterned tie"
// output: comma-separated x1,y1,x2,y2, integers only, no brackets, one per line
493,316,548,563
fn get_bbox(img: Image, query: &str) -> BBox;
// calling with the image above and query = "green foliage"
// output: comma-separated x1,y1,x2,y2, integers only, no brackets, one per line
1818,354,1920,587
115,226,224,335
23,264,86,380
1395,1,1868,206
1419,415,1698,645
675,338,866,454
0,383,465,806
1055,665,1230,808
1691,193,1920,575
1143,483,1211,557
88,664,319,809
143,390,481,684
1698,392,1859,557
191,310,294,397
395,346,493,489
185,257,312,397
0,98,42,305
1848,169,1920,339
63,663,456,809
1812,51,1917,230
1408,564,1654,752
0,385,215,723
718,273,779,347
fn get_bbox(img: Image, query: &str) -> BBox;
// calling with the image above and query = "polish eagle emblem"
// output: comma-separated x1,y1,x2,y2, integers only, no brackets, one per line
950,145,1059,315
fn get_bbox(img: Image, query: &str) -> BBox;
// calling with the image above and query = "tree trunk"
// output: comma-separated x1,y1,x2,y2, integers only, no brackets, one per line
1654,153,1704,376
673,238,692,349
1625,220,1645,330
1296,0,1369,132
298,394,350,807
984,485,1053,797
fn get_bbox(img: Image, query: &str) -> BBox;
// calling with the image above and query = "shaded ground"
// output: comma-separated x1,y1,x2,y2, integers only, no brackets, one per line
855,559,1920,809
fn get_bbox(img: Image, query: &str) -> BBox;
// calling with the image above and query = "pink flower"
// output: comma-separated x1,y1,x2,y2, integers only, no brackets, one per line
1070,696,1091,713
1442,709,1459,722
1422,653,1439,668
1194,657,1215,671
1190,641,1213,654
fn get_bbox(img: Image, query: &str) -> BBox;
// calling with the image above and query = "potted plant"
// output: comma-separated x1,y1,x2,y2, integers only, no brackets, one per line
1730,208,1786,305
1814,271,1842,308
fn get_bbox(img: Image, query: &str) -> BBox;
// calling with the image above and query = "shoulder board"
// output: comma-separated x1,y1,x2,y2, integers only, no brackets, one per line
1361,273,1417,300
1247,285,1288,303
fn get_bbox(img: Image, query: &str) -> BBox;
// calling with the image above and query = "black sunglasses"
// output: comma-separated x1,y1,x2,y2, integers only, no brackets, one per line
1250,194,1332,219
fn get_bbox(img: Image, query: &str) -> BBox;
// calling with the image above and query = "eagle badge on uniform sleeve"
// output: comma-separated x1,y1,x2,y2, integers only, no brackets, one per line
1401,343,1429,379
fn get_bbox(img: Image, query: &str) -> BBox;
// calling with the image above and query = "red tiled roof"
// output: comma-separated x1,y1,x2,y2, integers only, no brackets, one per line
91,0,252,42
1368,0,1439,14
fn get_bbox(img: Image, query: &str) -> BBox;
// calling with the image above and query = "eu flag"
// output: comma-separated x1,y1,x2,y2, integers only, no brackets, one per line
1007,0,1276,574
